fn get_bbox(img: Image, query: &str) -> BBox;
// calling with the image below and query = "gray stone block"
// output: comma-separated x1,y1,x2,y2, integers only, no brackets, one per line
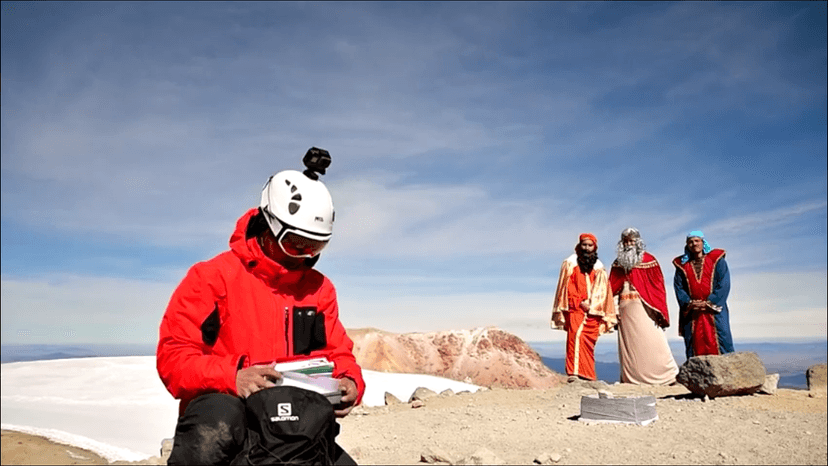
579,394,658,425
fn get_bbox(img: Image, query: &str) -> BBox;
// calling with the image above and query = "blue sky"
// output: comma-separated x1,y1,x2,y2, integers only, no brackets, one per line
2,1,826,346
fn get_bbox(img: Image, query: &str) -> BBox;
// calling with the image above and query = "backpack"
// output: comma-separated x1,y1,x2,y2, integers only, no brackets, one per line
230,386,339,465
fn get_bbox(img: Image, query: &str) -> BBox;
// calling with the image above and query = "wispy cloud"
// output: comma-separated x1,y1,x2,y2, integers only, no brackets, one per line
705,200,827,236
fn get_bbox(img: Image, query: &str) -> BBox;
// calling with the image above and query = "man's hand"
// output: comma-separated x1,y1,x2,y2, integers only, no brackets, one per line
688,300,707,314
579,300,590,312
334,377,358,418
236,365,282,398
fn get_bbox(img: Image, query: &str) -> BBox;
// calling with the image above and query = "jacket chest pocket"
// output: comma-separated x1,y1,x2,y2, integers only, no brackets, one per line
292,306,327,355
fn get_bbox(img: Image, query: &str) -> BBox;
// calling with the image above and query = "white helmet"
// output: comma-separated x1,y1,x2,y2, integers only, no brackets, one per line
259,170,334,258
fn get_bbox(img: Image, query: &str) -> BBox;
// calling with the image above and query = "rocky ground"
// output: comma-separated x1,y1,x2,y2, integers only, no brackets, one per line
1,430,110,465
3,381,826,465
336,381,827,465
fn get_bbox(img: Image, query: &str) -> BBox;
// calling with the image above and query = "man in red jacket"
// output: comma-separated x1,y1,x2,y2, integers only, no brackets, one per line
157,148,364,465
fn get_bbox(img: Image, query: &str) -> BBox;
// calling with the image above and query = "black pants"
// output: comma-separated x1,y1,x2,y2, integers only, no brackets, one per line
168,393,357,465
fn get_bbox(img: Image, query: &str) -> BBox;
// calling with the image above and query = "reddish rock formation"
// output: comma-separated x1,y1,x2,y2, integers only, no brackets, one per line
346,327,565,389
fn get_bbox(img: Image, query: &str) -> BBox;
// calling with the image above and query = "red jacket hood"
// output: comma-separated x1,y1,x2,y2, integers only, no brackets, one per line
229,208,309,287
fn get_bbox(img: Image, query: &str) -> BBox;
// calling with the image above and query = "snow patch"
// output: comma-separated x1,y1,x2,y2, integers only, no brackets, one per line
1,356,481,460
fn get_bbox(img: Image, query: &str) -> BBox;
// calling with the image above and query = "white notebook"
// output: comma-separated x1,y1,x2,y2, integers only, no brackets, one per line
277,371,342,405
274,357,335,376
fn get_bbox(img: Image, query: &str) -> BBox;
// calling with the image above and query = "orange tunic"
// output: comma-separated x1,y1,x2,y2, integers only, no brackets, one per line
567,266,596,310
551,254,616,334
551,254,617,380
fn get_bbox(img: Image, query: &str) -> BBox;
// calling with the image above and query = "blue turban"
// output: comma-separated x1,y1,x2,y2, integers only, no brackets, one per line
680,230,712,264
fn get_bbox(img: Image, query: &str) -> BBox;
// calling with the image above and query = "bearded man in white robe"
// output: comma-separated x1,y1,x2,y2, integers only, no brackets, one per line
608,228,678,385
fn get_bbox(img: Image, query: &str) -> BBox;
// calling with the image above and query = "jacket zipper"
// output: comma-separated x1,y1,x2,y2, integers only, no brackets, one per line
284,306,291,355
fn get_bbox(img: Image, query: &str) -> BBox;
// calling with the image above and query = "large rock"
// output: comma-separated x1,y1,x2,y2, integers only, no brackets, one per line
347,327,566,389
676,352,766,398
807,364,827,391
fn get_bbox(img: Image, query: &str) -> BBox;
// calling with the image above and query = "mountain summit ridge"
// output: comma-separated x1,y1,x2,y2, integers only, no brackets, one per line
347,326,566,389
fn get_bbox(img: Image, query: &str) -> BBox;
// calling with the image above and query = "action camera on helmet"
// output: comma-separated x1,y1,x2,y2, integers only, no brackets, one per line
302,147,331,181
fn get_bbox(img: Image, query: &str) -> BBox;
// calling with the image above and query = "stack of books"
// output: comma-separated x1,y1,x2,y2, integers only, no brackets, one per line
274,358,341,405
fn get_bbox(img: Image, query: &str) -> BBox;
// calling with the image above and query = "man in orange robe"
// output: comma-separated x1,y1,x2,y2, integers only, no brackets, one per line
551,233,617,381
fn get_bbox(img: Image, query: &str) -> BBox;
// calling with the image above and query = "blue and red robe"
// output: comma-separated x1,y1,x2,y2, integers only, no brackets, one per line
672,249,735,359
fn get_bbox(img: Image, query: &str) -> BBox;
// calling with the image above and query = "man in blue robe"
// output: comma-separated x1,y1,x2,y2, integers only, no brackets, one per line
672,231,735,359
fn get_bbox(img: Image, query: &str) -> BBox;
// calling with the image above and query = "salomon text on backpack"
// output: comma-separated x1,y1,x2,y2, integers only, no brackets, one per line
231,386,339,465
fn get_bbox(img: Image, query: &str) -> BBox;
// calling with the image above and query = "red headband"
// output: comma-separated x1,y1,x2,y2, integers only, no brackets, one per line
579,233,598,247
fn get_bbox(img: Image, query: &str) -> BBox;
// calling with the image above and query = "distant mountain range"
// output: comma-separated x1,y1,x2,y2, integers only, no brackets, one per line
2,338,824,390
0,343,156,363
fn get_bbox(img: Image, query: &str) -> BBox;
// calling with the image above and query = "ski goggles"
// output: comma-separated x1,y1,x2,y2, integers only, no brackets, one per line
276,228,329,258
262,210,329,258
